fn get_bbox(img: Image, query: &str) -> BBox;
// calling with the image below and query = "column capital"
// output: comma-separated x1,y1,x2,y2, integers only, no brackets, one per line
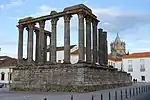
27,23,35,29
39,20,45,28
92,19,99,26
64,15,72,22
78,11,85,19
51,18,59,25
17,24,24,30
85,16,92,23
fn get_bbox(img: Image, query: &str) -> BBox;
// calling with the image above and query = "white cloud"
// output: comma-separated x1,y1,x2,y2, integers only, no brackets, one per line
0,0,27,10
92,7,150,33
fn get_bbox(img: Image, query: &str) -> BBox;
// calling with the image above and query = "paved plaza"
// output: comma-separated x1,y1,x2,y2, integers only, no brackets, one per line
0,83,150,100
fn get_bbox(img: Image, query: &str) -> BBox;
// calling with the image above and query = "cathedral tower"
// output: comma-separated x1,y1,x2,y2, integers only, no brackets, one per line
110,33,126,58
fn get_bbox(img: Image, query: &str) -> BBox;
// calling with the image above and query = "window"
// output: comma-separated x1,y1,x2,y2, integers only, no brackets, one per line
128,60,132,63
1,72,5,80
121,63,123,71
140,59,144,63
140,64,145,72
113,63,115,67
141,76,145,81
128,65,133,72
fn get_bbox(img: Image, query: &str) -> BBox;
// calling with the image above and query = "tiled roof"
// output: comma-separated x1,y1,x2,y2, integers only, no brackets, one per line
108,55,122,62
0,56,17,67
123,52,150,59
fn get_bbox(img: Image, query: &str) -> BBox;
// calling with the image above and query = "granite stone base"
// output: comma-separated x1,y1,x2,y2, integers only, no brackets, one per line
10,64,132,92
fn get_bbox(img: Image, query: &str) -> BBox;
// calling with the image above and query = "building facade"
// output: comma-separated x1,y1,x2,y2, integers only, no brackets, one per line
123,52,150,82
0,56,16,87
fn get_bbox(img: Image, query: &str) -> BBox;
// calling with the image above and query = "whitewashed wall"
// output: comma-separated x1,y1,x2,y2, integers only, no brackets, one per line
0,67,13,84
123,58,150,82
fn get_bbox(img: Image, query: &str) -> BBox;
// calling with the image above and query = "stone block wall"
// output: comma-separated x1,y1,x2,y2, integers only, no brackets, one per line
10,64,132,92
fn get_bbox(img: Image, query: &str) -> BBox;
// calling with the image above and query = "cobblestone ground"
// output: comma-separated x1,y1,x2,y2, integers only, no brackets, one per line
0,83,149,100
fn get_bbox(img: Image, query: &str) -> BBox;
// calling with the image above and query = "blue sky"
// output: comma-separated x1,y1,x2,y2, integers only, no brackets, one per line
0,0,150,58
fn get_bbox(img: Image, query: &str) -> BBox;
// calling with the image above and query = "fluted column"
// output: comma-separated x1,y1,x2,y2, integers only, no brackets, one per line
49,34,51,62
17,24,24,63
64,15,71,64
92,19,98,64
51,18,58,64
101,31,105,64
44,33,47,63
77,12,85,63
38,20,45,64
86,16,92,63
35,30,39,62
103,31,108,65
98,28,103,64
27,23,34,63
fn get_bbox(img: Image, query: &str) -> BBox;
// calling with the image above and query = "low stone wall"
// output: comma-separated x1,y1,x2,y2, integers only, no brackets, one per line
10,64,132,92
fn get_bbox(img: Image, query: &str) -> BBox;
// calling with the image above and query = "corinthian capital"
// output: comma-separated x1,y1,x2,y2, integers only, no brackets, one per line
85,16,92,23
51,18,59,25
92,19,99,26
17,24,24,30
78,11,85,19
64,15,72,22
39,20,45,28
27,23,35,29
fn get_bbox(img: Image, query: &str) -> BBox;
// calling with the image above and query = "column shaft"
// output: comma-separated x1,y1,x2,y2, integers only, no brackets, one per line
51,18,58,64
44,33,47,63
86,16,92,63
38,20,45,64
102,32,105,64
92,20,98,64
103,31,108,65
64,15,71,64
17,25,24,63
27,23,34,63
49,35,51,62
35,30,39,62
98,28,103,64
78,12,85,63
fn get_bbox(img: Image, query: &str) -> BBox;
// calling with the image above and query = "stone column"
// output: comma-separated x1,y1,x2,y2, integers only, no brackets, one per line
44,33,47,63
27,23,34,63
86,16,92,63
92,19,98,64
64,15,71,64
77,12,85,63
35,30,39,62
101,31,105,65
103,31,108,65
38,20,45,64
17,24,24,63
51,18,58,64
98,28,103,64
49,34,51,62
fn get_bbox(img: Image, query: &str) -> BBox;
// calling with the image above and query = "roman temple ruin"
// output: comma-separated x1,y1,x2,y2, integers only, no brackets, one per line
11,4,132,92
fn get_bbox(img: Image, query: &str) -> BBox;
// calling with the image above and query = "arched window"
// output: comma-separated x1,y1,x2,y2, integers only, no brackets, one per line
1,72,5,80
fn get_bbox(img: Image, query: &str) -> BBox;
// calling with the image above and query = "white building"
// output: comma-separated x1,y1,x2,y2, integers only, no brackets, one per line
122,52,150,82
0,56,16,87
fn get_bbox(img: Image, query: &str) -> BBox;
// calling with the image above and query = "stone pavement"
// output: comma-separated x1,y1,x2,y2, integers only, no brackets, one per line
0,83,150,100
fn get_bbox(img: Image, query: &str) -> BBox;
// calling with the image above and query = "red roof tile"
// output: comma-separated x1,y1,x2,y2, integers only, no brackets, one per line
123,52,150,59
108,55,122,61
0,56,17,67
